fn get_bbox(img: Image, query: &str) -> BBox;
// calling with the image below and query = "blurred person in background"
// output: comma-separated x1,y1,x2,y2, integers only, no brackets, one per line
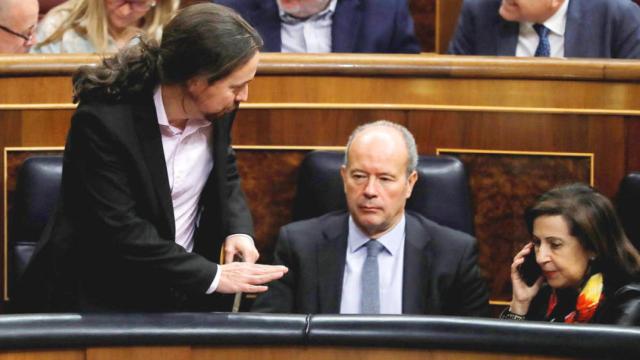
0,0,38,53
31,0,179,53
449,0,640,58
215,0,420,53
503,184,640,325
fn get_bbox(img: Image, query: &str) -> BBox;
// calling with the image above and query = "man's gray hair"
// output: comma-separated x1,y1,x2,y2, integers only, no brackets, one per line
343,120,418,176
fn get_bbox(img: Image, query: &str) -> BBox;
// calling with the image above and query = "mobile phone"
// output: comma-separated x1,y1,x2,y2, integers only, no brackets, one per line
518,249,542,286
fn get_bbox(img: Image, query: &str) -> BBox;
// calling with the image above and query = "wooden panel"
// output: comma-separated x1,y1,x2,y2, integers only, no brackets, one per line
246,76,640,113
435,0,463,53
0,346,578,360
408,111,625,197
0,350,84,360
192,346,573,360
0,77,74,105
87,347,190,360
231,109,408,146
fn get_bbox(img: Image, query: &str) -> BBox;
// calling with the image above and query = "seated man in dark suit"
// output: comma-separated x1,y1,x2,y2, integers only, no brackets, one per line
252,120,489,315
448,0,640,58
215,0,421,53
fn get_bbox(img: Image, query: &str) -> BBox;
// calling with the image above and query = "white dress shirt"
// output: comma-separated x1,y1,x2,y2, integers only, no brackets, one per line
279,0,337,53
516,0,569,58
153,87,220,293
340,215,405,314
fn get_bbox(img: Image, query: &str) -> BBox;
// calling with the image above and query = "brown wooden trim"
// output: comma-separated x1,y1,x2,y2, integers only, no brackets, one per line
3,53,640,81
4,103,640,116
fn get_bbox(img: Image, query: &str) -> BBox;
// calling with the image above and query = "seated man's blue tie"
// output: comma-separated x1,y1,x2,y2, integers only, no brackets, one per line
533,23,551,57
361,239,385,313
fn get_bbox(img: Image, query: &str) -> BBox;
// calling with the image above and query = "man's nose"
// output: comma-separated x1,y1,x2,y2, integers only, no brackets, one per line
363,178,378,197
25,35,36,48
235,85,249,102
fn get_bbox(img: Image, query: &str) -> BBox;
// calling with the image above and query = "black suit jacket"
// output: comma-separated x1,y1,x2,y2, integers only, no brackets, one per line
252,211,489,316
448,0,640,59
16,94,253,312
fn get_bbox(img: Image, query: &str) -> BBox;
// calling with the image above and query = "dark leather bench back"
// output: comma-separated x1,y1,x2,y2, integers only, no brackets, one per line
292,151,475,235
0,312,638,359
9,156,63,293
617,171,640,251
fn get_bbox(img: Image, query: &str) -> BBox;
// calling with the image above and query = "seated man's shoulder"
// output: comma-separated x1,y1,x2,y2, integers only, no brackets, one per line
406,210,475,248
215,0,256,11
282,210,347,235
573,0,639,14
462,0,502,12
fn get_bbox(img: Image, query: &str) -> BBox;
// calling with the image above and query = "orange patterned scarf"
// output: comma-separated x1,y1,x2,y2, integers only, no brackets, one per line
546,273,604,323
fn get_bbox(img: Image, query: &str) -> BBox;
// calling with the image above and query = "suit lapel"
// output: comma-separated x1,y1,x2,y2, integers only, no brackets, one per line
133,95,175,237
563,0,583,57
210,112,231,207
402,213,432,314
193,112,231,241
332,0,362,52
317,213,349,313
496,19,519,56
252,1,282,52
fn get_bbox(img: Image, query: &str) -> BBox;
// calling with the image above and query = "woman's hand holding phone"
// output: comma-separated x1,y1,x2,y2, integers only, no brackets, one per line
510,243,544,315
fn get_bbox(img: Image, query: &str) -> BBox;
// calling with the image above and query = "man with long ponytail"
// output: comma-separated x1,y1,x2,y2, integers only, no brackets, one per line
16,3,287,312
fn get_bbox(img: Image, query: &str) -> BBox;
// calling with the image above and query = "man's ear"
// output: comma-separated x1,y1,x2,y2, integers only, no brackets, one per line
340,165,348,194
405,170,418,199
186,76,206,95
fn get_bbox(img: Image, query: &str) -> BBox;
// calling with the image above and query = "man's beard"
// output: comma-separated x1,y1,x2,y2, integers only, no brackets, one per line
205,102,239,122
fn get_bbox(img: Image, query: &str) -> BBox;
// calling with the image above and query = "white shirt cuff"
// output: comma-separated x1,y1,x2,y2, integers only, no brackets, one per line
206,264,220,294
225,233,255,244
205,234,254,294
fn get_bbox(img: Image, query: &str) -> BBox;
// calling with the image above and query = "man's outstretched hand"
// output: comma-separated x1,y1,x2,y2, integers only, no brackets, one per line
216,262,288,294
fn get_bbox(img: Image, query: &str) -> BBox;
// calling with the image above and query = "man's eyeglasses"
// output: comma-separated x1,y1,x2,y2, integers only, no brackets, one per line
0,23,34,44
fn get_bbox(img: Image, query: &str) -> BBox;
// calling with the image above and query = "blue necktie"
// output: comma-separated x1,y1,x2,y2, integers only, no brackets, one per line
533,23,551,57
361,239,385,314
